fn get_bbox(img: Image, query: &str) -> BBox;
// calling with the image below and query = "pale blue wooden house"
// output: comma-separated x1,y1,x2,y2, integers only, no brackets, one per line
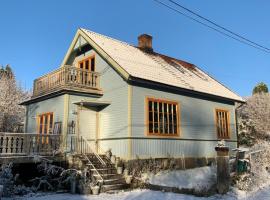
22,28,244,161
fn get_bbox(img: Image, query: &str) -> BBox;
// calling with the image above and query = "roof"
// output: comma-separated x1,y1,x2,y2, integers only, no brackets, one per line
79,28,244,102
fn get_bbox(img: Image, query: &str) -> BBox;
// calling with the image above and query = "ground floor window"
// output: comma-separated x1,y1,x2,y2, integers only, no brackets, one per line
147,98,179,136
37,112,54,134
215,109,230,139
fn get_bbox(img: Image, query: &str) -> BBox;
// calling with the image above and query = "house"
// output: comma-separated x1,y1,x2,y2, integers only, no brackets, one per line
21,28,244,165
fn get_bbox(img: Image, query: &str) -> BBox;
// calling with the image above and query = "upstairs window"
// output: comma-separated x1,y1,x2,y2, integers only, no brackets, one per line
78,55,95,71
147,98,179,136
215,109,230,139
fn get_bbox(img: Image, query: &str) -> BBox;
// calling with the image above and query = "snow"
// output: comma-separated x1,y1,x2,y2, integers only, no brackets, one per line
144,166,216,192
3,187,270,200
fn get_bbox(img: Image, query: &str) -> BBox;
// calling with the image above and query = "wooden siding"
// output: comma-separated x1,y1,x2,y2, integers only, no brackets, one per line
71,49,129,139
131,86,237,158
65,48,129,157
25,96,65,133
131,139,236,158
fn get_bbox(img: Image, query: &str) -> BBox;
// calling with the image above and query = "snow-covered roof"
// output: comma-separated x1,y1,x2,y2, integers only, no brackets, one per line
80,28,244,102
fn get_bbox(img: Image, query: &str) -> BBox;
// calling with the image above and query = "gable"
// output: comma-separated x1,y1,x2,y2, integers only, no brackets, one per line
61,28,244,103
61,30,129,80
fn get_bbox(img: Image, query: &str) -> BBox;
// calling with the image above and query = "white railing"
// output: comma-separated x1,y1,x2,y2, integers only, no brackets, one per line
0,133,61,156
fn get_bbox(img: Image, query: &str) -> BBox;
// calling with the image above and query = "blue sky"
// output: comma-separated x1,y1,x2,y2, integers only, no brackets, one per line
0,0,269,97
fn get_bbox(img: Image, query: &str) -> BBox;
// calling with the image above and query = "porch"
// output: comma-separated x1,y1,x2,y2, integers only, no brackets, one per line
0,133,62,163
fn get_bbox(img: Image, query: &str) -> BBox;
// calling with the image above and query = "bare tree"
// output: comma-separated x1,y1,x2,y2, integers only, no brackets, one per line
0,65,30,132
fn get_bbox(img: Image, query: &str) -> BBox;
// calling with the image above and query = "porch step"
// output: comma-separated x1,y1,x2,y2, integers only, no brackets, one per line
93,174,122,180
98,177,126,185
101,183,129,192
90,168,116,171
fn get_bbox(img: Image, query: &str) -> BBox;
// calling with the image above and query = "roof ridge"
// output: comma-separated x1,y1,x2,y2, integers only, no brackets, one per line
80,28,137,49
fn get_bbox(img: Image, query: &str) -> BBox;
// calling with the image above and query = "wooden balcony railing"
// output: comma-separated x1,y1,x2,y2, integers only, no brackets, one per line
0,133,61,157
33,65,101,98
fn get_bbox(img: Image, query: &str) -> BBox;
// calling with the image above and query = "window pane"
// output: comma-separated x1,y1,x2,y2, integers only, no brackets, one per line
85,60,89,70
79,62,83,69
39,116,43,134
49,114,53,133
173,105,177,115
149,111,153,122
149,122,153,133
154,123,158,133
149,101,152,111
44,115,48,134
154,112,158,123
91,57,95,71
154,102,158,112
159,102,163,112
169,124,173,134
174,124,177,134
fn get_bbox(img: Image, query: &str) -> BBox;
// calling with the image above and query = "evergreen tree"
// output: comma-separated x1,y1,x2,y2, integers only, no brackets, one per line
252,82,269,95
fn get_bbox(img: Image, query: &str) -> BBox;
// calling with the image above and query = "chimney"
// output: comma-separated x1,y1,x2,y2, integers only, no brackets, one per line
138,34,153,52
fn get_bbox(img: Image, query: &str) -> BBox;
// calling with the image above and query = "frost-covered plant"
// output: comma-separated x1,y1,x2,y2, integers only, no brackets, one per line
0,163,18,197
0,65,31,132
237,93,270,139
232,140,270,191
238,118,256,146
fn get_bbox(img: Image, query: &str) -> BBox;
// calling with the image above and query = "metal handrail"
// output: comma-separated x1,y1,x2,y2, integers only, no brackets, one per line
83,153,104,183
80,136,106,166
94,143,114,165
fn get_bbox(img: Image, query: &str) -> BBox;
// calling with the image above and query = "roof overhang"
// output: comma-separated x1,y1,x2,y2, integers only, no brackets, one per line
128,76,246,104
73,100,111,110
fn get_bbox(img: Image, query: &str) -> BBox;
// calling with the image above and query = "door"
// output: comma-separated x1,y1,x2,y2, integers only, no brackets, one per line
78,109,97,141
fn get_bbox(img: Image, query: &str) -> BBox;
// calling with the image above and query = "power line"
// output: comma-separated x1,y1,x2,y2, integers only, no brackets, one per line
168,0,270,51
153,0,270,53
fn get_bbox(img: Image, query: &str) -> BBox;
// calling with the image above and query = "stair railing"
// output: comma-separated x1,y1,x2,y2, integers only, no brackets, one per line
81,136,106,166
83,153,104,183
70,135,106,166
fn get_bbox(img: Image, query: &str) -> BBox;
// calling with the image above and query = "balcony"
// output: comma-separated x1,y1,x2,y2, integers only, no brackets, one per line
32,65,102,98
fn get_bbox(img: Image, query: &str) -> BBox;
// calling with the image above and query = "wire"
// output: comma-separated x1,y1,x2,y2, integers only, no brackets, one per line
153,0,270,53
168,0,270,51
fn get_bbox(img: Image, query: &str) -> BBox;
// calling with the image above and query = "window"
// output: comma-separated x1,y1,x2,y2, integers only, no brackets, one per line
215,109,230,139
147,98,179,136
78,55,95,71
38,113,54,135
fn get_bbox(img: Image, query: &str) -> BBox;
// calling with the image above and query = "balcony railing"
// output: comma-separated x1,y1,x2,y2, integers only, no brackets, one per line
0,133,61,157
33,65,101,98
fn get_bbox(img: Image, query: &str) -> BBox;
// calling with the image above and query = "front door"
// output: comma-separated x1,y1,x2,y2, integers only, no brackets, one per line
78,108,97,141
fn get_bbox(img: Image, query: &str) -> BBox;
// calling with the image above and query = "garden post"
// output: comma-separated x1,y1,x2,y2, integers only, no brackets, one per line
215,146,230,194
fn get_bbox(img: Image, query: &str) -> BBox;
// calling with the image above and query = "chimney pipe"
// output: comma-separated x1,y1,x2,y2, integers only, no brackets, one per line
138,34,153,52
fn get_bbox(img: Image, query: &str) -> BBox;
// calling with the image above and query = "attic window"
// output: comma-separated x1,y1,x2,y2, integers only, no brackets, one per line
215,109,230,139
146,98,180,137
78,55,95,71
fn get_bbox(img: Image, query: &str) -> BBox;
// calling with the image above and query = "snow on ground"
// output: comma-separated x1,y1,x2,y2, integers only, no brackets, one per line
144,166,216,192
3,188,269,200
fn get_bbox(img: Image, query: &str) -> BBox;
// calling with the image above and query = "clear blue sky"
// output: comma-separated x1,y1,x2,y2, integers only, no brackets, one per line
0,0,269,97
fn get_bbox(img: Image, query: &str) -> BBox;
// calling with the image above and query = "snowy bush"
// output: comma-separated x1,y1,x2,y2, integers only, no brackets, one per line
0,163,19,197
232,140,270,191
0,65,30,132
237,93,270,139
238,118,256,146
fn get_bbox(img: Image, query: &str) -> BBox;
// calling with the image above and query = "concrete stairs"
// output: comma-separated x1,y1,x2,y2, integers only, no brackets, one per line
77,154,130,193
